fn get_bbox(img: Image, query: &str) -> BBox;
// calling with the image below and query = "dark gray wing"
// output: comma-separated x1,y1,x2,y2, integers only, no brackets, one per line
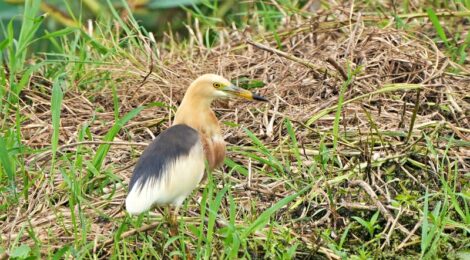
128,124,200,192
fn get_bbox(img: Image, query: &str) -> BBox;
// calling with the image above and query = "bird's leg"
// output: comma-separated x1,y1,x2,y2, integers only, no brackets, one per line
168,206,179,238
167,207,179,260
168,206,193,260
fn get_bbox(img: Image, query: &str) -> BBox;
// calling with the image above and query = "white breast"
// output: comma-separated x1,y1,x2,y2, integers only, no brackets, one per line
125,142,205,215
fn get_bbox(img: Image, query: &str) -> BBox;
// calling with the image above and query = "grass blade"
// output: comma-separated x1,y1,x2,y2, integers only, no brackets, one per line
205,185,229,259
306,83,422,126
241,184,311,238
91,106,144,171
285,119,302,166
50,76,64,169
421,188,430,256
10,0,41,73
427,8,449,47
0,136,15,189
332,74,353,151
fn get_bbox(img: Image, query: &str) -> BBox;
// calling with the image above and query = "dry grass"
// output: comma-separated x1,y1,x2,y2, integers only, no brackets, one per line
1,5,469,259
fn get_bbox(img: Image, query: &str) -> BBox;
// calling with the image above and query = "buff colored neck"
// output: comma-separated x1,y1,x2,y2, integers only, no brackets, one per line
173,89,220,137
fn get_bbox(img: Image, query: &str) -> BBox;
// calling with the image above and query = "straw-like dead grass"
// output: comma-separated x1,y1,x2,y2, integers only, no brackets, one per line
1,8,469,259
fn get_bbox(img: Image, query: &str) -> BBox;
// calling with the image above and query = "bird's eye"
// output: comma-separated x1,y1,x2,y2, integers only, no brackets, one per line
213,83,221,88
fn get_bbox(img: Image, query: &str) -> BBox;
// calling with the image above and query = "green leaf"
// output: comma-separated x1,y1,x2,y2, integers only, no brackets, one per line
10,244,31,259
243,128,283,173
333,74,353,150
222,121,239,128
205,185,229,259
79,30,108,54
339,224,351,249
0,1,23,19
51,75,64,167
41,27,77,40
352,216,370,231
243,128,269,154
285,119,302,165
234,77,265,90
92,106,144,171
0,38,9,51
52,245,71,260
148,0,202,9
241,185,311,238
427,8,449,47
224,158,248,176
13,0,41,73
370,211,380,226
0,136,15,188
421,189,430,256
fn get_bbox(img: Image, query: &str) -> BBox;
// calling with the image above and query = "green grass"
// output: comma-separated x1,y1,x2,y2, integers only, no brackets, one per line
1,0,469,259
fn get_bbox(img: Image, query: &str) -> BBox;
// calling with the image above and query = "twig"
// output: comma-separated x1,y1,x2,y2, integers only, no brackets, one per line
340,201,378,210
338,202,414,215
242,185,285,198
349,180,411,236
381,207,404,249
100,222,160,249
397,219,423,251
131,32,155,99
247,158,252,188
405,89,421,144
288,230,340,260
397,10,470,19
266,96,279,137
312,210,332,227
326,57,348,80
56,140,148,149
8,206,22,248
312,189,332,227
29,140,148,163
246,39,344,81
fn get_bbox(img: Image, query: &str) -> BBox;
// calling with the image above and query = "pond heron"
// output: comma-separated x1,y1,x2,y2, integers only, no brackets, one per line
125,74,267,228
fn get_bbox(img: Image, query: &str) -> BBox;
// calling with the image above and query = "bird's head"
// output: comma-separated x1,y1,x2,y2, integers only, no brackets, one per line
188,74,268,102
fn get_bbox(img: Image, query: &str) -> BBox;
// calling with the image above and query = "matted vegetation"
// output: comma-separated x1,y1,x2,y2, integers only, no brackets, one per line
1,0,469,259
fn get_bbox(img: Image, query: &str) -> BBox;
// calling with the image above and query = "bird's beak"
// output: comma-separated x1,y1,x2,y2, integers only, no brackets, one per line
221,84,268,102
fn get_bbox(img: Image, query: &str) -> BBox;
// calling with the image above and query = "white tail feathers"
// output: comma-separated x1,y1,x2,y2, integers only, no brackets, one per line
125,179,154,215
125,144,205,215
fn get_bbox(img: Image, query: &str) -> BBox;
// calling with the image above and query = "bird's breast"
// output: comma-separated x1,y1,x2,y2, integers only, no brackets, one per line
202,134,226,170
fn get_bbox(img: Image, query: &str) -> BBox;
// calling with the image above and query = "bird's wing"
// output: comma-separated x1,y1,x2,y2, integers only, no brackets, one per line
126,124,205,215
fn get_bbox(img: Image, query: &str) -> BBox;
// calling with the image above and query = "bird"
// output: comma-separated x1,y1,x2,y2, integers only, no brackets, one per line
125,74,267,228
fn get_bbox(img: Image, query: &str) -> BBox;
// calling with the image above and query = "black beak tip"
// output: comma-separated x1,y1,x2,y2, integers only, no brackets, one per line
253,93,268,102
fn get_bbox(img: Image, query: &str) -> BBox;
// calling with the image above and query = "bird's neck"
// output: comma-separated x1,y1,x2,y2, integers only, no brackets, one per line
173,95,220,136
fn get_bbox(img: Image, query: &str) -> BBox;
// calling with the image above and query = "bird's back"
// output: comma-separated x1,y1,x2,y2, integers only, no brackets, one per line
126,124,205,215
